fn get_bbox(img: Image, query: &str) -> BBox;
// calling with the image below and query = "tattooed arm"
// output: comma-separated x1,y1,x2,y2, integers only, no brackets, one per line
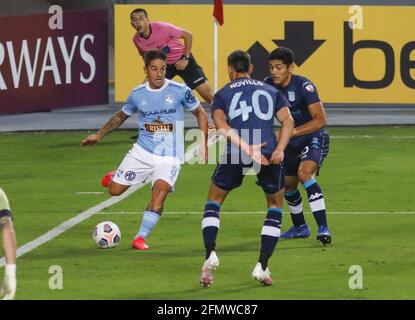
80,111,130,146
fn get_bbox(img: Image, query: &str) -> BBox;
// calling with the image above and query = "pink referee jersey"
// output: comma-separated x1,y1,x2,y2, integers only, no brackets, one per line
132,21,185,65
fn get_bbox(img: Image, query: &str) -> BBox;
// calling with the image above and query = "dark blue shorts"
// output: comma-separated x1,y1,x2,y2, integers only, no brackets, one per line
284,131,330,176
212,158,285,194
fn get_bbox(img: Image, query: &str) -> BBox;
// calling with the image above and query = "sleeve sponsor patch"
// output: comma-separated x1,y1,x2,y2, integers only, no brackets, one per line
303,82,315,93
185,90,196,104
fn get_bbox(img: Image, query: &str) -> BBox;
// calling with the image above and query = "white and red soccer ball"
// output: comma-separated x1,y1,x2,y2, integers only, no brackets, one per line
92,221,121,248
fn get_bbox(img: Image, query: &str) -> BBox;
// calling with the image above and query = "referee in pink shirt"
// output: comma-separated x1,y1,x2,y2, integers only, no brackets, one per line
130,8,214,104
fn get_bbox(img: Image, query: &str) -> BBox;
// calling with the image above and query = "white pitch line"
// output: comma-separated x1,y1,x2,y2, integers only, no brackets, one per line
0,183,144,268
75,192,105,195
97,211,415,215
330,135,415,139
0,134,222,268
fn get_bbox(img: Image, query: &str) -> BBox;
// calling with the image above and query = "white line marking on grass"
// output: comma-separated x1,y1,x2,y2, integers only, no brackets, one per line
0,134,222,268
0,183,144,268
97,211,415,215
331,135,415,139
390,136,415,139
75,192,105,195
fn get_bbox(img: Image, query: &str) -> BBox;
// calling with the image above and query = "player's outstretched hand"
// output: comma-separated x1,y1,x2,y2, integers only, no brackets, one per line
270,148,284,164
247,142,270,165
0,275,16,300
81,134,100,146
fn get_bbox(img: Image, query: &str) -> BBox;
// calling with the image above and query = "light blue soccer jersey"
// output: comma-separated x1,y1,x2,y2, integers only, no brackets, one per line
122,79,199,159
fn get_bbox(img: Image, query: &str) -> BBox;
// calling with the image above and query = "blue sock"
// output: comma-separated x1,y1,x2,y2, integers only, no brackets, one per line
303,178,328,228
135,210,160,240
284,189,306,227
202,201,221,259
259,208,282,270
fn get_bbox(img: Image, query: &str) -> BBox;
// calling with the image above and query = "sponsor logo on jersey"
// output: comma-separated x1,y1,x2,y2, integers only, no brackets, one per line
144,117,174,133
288,91,296,102
304,82,315,93
185,90,196,104
165,95,173,105
139,108,177,117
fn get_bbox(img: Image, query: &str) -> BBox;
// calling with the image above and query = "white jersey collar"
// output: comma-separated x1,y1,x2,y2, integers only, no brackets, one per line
145,79,170,92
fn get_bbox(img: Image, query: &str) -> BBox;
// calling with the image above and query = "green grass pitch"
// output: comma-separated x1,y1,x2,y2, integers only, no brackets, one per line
0,126,414,299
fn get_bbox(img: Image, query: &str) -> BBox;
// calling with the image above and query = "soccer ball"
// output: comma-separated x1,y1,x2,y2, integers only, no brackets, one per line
92,221,121,249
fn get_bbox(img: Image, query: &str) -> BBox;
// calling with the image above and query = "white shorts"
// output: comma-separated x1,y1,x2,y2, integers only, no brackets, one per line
112,143,181,190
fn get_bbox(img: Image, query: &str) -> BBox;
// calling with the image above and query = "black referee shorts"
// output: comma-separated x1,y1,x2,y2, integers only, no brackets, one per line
166,53,208,89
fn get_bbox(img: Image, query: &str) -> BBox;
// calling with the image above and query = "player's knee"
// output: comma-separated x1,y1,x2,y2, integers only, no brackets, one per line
108,186,124,197
284,181,297,192
197,83,214,104
206,89,214,104
298,170,313,184
267,191,284,208
4,222,15,233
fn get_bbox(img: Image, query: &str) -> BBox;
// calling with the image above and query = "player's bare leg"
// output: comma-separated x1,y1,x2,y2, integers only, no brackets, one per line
193,82,216,130
285,175,300,193
132,179,170,250
297,160,318,183
148,179,171,212
108,180,130,196
200,183,229,287
194,82,214,105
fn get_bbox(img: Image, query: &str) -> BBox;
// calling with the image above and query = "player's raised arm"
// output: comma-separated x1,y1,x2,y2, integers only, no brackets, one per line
80,111,130,146
271,107,294,164
213,109,269,165
191,105,209,163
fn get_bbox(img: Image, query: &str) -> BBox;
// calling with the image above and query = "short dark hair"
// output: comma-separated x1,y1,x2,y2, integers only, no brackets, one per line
144,50,167,67
227,50,251,73
130,8,148,20
269,47,294,65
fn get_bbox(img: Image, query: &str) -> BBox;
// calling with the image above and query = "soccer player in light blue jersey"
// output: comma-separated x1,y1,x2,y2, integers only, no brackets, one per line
81,50,208,250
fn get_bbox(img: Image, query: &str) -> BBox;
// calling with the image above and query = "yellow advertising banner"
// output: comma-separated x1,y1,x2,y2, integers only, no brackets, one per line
115,5,415,104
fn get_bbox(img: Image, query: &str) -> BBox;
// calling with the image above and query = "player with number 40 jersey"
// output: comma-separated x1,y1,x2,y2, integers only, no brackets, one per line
199,50,294,287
